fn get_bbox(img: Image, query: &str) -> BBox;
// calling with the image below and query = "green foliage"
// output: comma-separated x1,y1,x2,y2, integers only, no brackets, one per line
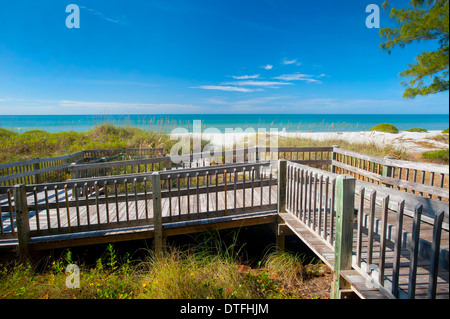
0,236,330,299
369,123,399,133
0,123,174,163
442,128,449,133
380,0,449,98
421,149,449,163
406,128,428,132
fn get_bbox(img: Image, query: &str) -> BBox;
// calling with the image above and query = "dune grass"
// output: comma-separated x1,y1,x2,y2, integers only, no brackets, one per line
406,128,428,132
277,136,409,160
369,123,399,134
0,123,175,163
0,231,330,299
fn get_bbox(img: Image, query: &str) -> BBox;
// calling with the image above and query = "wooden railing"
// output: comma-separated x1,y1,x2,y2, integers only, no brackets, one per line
0,148,164,186
0,152,84,186
282,159,449,299
1,146,449,299
0,161,277,241
67,147,333,179
332,147,449,201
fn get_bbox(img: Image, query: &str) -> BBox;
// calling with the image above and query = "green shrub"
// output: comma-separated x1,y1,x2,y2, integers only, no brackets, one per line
369,123,399,134
0,128,18,138
421,149,449,164
406,128,428,132
442,128,449,134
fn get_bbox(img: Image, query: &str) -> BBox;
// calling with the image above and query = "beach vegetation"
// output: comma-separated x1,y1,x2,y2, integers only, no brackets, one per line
0,124,175,164
0,231,331,299
442,128,449,134
421,149,449,164
369,123,399,133
406,128,428,132
380,0,449,99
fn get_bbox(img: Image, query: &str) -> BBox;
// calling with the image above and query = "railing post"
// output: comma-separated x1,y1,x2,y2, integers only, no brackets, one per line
255,147,261,180
276,160,287,251
331,145,339,173
33,158,40,184
331,175,356,299
382,156,395,188
277,159,287,214
14,184,30,263
151,172,163,255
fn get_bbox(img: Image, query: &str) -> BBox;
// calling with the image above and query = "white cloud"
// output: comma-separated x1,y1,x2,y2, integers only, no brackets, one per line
262,64,273,70
232,74,260,80
283,59,301,66
272,73,323,84
224,80,293,87
193,85,262,92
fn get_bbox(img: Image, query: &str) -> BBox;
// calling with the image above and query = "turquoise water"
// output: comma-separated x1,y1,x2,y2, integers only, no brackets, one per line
0,114,448,134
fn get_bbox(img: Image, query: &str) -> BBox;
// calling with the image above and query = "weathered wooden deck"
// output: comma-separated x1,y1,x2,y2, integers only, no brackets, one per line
1,147,448,299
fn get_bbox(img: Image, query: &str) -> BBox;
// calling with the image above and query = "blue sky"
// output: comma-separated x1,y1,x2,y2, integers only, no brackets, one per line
0,0,448,114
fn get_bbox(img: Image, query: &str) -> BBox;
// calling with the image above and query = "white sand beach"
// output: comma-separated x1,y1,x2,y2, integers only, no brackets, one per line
172,130,449,154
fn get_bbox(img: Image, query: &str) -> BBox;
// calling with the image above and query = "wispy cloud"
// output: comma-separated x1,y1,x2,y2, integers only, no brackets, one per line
223,80,293,87
282,59,301,66
262,64,273,70
232,74,260,80
273,73,323,84
80,6,128,25
192,85,262,92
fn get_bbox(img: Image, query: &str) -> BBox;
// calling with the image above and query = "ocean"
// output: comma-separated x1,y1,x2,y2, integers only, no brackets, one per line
0,114,448,134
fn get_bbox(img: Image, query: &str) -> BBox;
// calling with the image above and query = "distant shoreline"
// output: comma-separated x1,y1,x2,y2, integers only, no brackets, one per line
1,114,448,134
173,130,448,154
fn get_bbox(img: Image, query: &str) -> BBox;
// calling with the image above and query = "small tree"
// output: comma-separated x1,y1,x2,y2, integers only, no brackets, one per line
380,0,449,98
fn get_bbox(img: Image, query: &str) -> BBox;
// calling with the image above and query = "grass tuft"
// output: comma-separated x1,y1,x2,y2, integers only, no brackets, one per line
369,123,399,134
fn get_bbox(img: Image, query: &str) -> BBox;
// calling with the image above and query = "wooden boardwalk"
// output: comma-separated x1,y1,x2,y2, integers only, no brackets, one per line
1,147,448,299
1,176,448,299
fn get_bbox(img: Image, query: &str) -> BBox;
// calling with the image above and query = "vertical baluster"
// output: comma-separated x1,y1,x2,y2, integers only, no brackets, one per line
318,175,323,236
206,171,210,214
215,170,219,213
323,176,329,241
74,184,80,227
379,195,390,286
268,166,272,206
428,210,445,299
251,167,255,208
356,187,365,268
196,173,200,215
329,178,336,245
124,179,129,222
233,169,237,211
54,186,61,231
104,181,110,225
33,188,40,234
367,191,376,273
144,178,149,221
392,200,405,298
408,204,423,299
186,174,191,217
64,185,71,232
95,182,100,225
177,174,181,217
168,176,172,219
134,178,139,220
84,183,90,227
114,180,119,222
